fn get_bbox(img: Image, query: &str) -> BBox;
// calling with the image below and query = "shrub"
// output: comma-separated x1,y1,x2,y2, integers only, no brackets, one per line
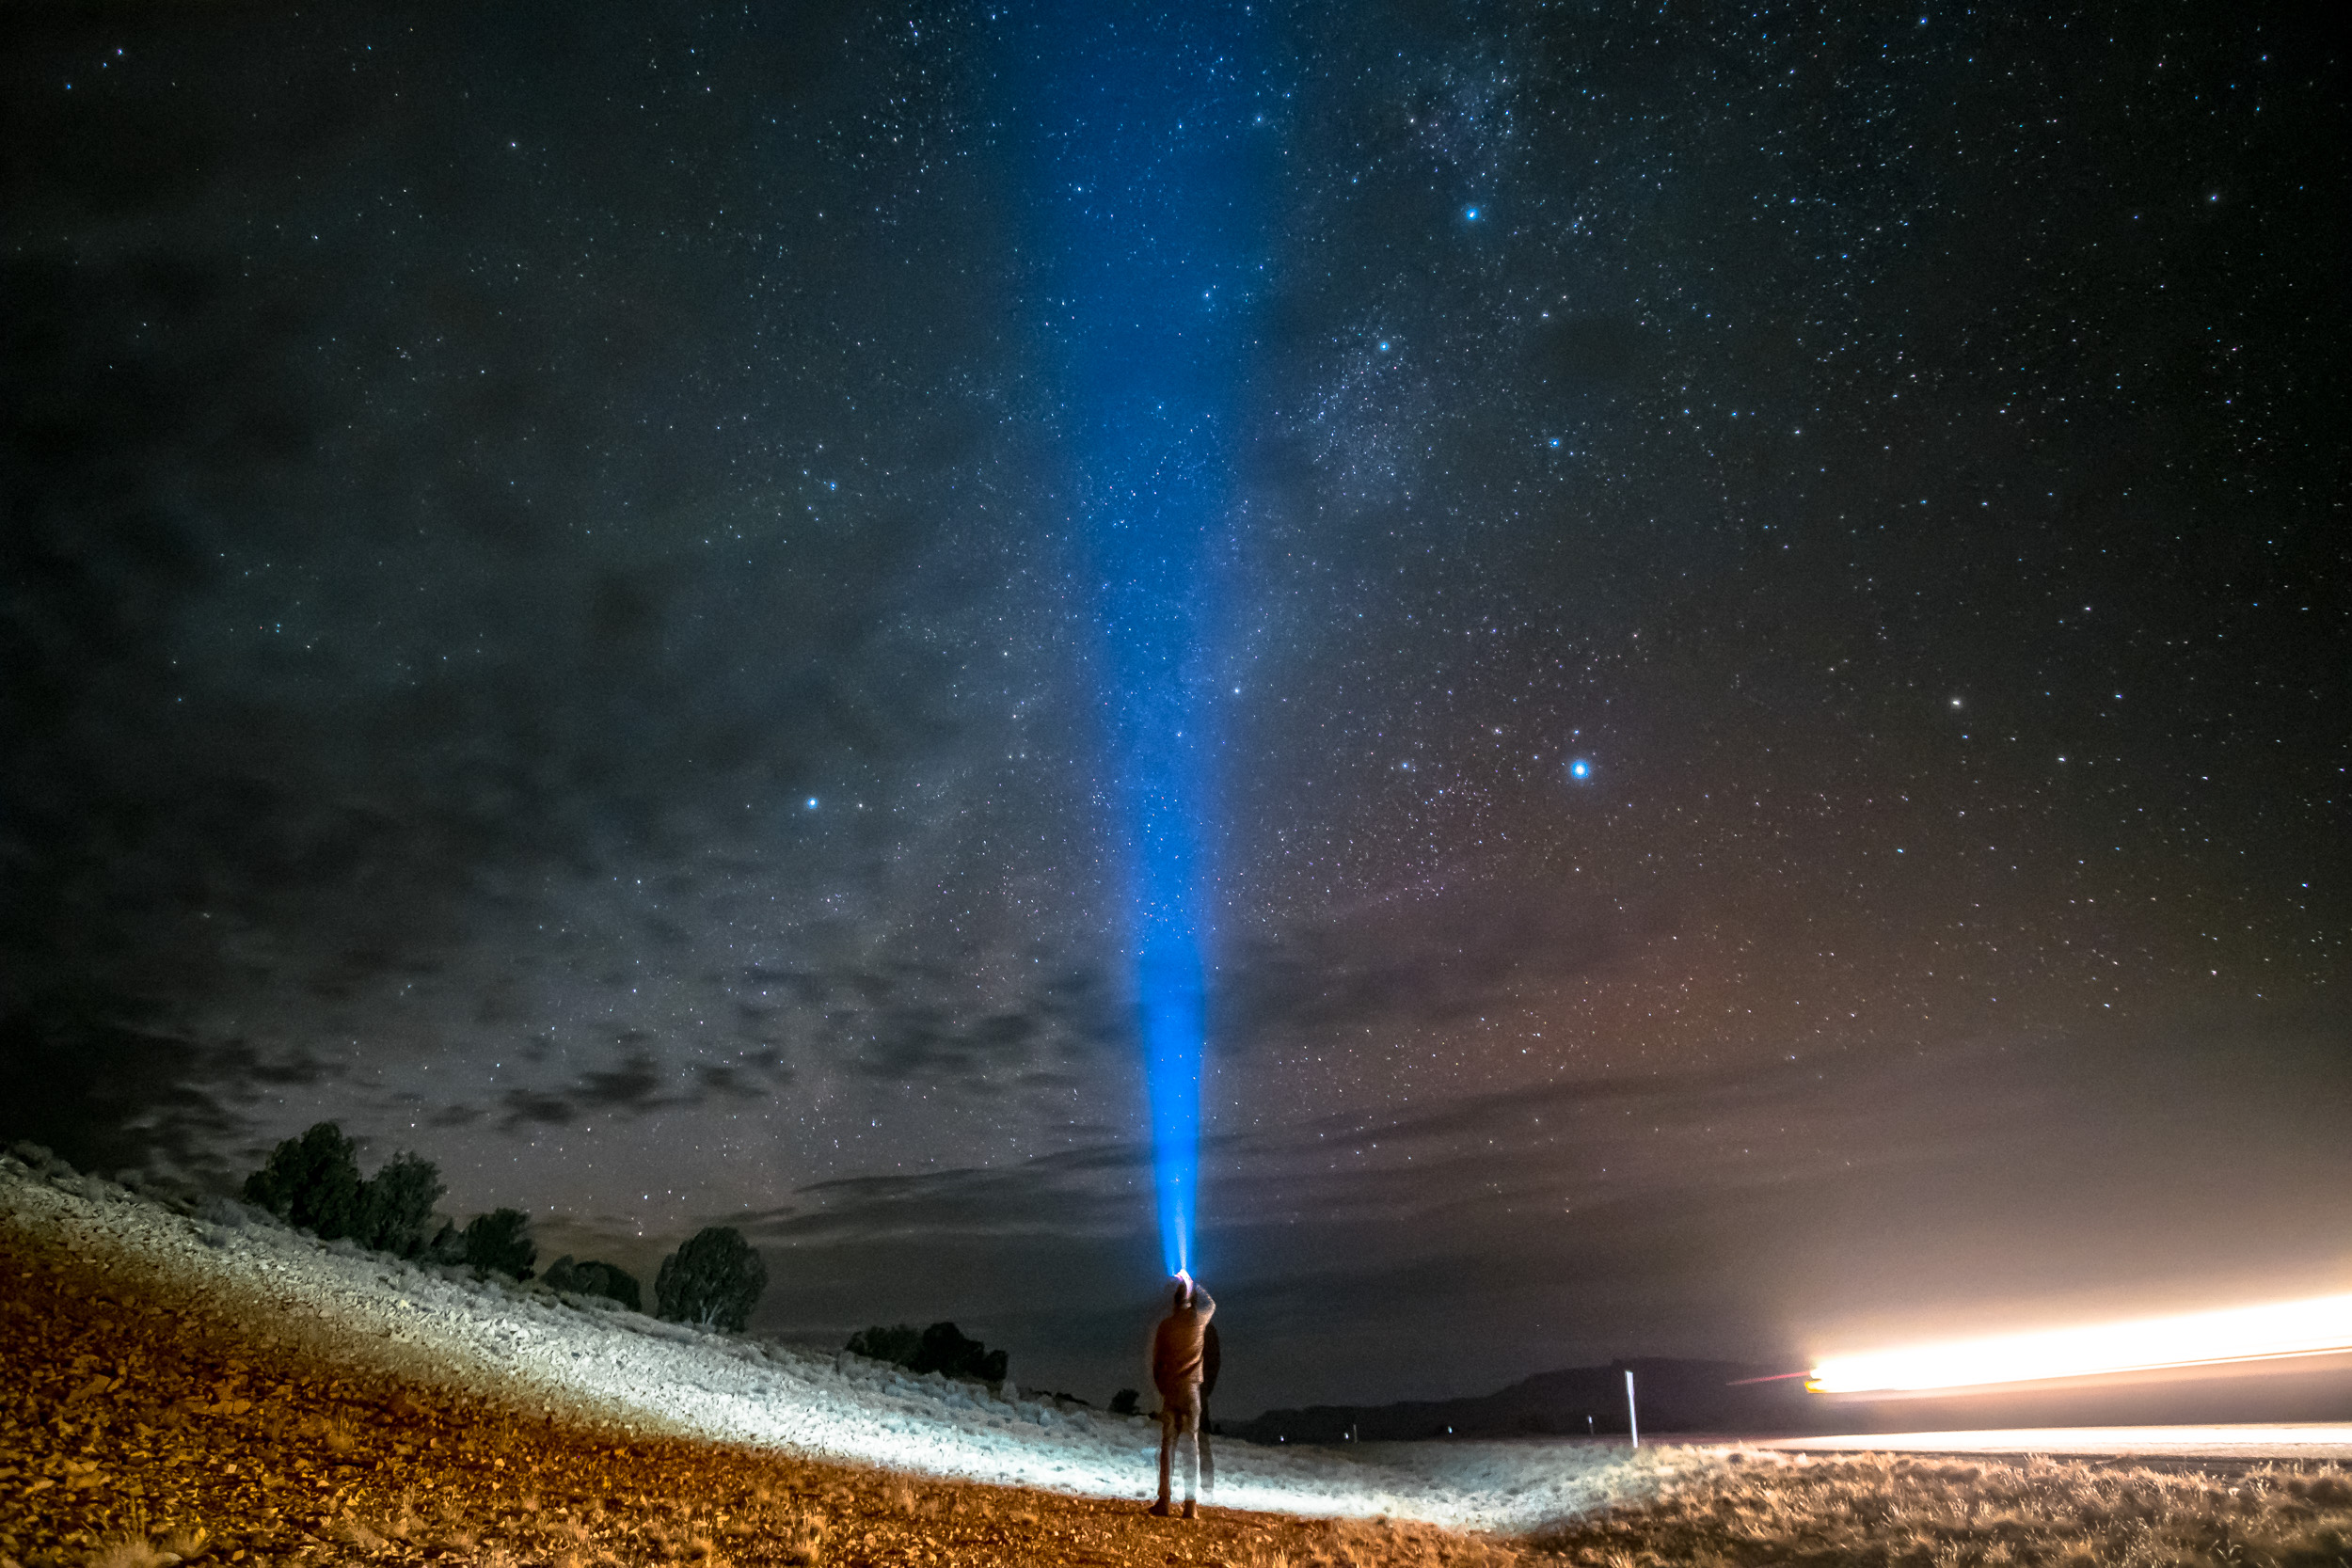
910,1321,1007,1383
1110,1388,1139,1416
355,1151,444,1257
655,1226,766,1330
845,1323,923,1366
459,1208,536,1279
243,1123,365,1239
242,1122,447,1256
542,1255,643,1311
846,1321,1007,1382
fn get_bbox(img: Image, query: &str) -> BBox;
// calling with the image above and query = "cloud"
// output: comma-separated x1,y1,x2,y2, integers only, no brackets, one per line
1215,876,1666,1044
492,1044,803,1132
744,1141,1152,1248
0,1009,246,1180
737,958,1126,1088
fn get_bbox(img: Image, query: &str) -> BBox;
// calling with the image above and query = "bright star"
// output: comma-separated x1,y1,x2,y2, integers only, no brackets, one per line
1568,758,1592,780
804,797,818,809
1465,205,1480,220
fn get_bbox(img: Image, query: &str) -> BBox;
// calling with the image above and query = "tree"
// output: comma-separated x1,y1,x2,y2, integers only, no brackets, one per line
355,1151,444,1257
460,1208,536,1279
243,1122,364,1239
1110,1388,1140,1416
592,1260,644,1311
654,1226,766,1330
845,1323,923,1366
910,1322,1007,1383
543,1255,643,1311
844,1321,1006,1383
242,1122,449,1259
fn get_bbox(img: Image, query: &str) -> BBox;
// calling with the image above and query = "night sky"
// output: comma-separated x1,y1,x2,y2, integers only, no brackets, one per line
4,4,2346,1418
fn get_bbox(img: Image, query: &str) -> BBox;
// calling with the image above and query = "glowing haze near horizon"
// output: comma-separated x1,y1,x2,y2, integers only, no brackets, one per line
1,3,2345,1419
1809,1293,2352,1394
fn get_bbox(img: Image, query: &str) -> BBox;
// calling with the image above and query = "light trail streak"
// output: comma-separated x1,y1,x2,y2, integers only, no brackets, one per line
1807,1292,2352,1393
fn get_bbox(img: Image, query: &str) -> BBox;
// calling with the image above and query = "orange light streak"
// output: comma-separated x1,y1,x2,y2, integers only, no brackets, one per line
1808,1292,2352,1394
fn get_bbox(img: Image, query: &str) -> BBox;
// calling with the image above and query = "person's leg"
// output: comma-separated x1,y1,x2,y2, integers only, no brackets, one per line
1199,1398,1214,1497
1176,1388,1201,1513
1152,1404,1175,1513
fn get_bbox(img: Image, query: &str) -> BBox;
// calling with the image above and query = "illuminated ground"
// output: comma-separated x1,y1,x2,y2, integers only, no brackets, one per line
0,1241,1532,1568
10,1156,2352,1568
1,1152,1703,1564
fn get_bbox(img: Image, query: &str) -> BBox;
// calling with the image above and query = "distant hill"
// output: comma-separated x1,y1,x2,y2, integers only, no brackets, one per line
1230,1356,1815,1444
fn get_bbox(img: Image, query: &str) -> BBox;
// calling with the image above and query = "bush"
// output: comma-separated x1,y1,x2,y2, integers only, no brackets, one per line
911,1322,1007,1383
355,1151,444,1257
459,1208,536,1279
1110,1388,1139,1415
243,1123,365,1239
845,1321,1007,1383
241,1122,447,1256
654,1226,766,1330
846,1323,924,1366
542,1255,643,1311
425,1220,466,1264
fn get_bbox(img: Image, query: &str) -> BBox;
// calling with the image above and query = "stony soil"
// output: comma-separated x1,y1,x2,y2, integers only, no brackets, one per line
0,1154,1677,1534
0,1214,1523,1568
3,1149,1677,1567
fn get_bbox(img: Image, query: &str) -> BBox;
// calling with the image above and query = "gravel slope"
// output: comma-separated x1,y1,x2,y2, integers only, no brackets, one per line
1,1152,1690,1532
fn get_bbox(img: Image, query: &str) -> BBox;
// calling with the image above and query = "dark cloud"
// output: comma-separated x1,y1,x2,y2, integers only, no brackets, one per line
750,1143,1148,1248
0,1009,242,1180
492,1047,803,1131
1216,876,1662,1043
820,962,1120,1086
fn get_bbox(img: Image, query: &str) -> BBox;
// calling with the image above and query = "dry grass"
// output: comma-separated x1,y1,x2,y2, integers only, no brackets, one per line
1526,1451,2352,1568
1296,1514,1527,1568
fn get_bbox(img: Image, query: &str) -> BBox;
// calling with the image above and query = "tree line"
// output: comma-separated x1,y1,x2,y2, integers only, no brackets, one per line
249,1123,1034,1389
843,1321,1009,1383
243,1122,766,1330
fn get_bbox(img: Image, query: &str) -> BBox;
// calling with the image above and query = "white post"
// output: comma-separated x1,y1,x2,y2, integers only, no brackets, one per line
1625,1369,1639,1449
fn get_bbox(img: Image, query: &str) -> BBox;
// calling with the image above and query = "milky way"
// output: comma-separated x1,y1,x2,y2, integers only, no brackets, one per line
2,4,2344,1415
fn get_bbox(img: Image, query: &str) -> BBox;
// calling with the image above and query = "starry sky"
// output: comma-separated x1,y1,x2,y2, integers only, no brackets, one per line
4,3,2346,1418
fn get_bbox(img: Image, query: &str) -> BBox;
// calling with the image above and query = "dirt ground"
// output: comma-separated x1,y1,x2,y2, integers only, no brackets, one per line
0,1226,1520,1568
17,1211,2344,1568
1530,1446,2352,1568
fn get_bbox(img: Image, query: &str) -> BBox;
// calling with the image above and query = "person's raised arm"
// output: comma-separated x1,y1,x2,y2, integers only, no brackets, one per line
1192,1284,1216,1323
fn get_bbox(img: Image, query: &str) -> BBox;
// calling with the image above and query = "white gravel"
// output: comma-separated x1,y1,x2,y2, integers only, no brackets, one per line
1,1151,1701,1532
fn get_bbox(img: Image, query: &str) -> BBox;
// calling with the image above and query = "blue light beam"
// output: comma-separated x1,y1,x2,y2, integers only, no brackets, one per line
1015,2,1272,1278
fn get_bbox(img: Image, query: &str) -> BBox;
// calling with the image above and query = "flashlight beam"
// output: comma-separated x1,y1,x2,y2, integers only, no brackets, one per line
1807,1292,2352,1394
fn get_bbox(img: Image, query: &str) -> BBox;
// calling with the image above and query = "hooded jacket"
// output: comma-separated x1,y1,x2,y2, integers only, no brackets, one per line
1150,1286,1217,1399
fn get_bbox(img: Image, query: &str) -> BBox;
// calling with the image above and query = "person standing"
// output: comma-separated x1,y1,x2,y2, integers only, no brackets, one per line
1148,1271,1216,1518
